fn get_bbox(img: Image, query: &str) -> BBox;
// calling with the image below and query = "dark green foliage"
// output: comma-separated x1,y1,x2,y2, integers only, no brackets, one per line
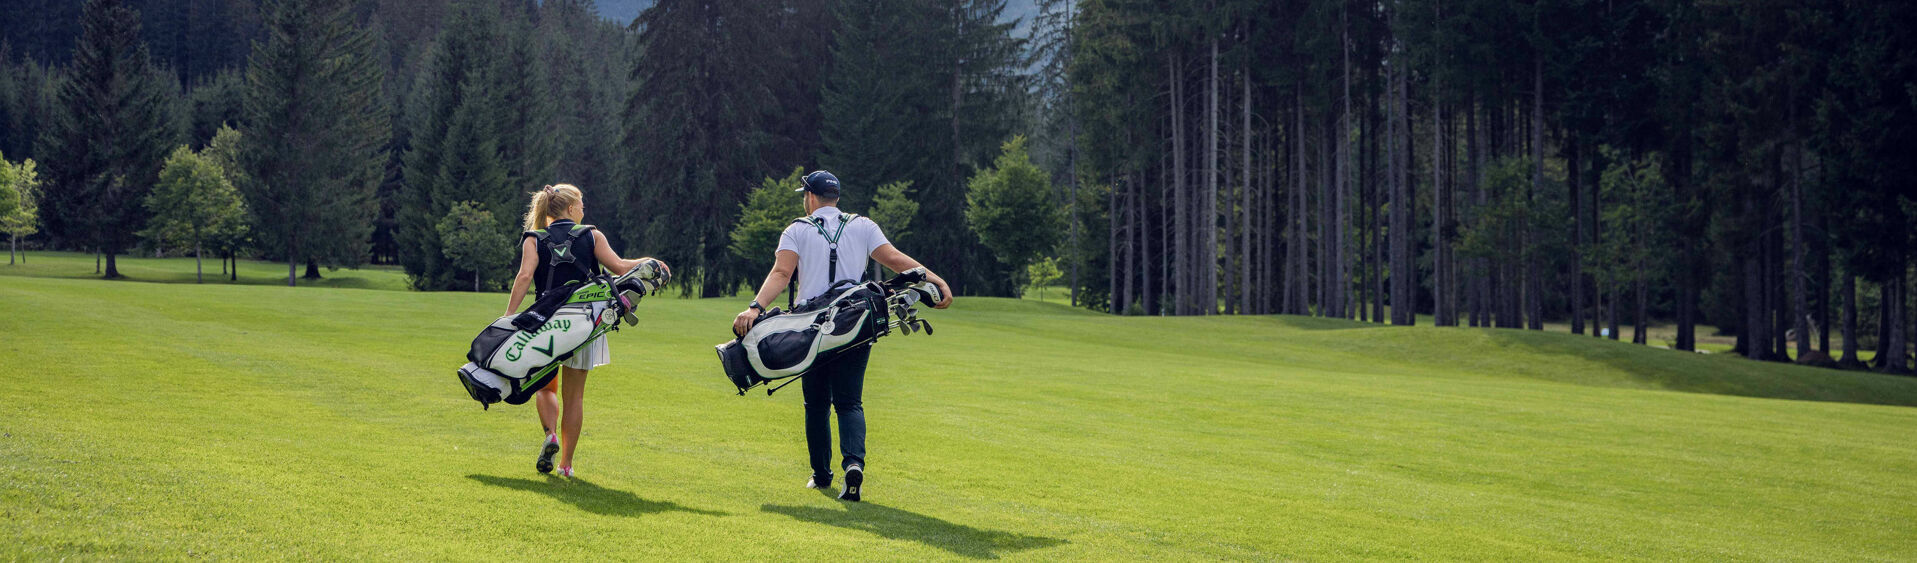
623,0,833,298
818,0,945,216
395,0,547,291
536,0,636,251
240,0,388,285
35,0,178,278
185,69,244,149
436,200,514,292
728,168,806,268
965,136,1063,290
0,50,62,161
868,180,919,245
819,0,1025,297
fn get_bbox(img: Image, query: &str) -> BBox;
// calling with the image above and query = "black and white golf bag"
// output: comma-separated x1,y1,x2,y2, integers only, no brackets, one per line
715,267,941,395
456,260,668,408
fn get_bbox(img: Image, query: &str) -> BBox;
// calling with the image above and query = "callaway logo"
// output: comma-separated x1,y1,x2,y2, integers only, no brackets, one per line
553,246,568,258
503,320,573,362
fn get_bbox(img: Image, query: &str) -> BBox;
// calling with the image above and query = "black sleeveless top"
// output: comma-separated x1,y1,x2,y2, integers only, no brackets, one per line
528,219,600,296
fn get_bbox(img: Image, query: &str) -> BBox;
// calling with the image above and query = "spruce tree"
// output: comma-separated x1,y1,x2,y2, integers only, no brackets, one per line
35,0,176,279
240,0,387,286
624,1,797,297
397,1,545,291
818,0,943,215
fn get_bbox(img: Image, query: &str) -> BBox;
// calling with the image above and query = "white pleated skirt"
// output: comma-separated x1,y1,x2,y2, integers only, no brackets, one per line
564,335,610,370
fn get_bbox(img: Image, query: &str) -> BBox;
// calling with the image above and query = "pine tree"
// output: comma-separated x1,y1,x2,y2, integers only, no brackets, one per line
35,0,177,279
396,0,528,291
624,1,799,297
240,0,386,286
819,0,944,216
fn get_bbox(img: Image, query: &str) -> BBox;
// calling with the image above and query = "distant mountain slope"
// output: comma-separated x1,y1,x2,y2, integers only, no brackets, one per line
591,0,653,25
591,0,1040,34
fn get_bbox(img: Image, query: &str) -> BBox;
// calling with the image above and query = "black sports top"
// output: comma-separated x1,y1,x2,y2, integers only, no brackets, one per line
527,219,600,296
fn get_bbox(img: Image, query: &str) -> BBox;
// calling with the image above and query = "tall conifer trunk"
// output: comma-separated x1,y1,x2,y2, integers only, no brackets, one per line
1205,38,1219,315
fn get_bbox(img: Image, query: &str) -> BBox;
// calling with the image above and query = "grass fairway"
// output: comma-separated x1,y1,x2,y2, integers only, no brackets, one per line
0,251,413,291
3,276,1916,560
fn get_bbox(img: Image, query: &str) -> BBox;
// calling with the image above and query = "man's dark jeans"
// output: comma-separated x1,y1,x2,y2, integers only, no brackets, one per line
802,343,869,478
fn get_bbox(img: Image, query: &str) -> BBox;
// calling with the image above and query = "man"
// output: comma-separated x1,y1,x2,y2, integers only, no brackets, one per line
732,170,953,502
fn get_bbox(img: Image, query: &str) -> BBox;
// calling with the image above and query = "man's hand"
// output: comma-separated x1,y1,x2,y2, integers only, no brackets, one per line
732,308,759,337
931,279,953,309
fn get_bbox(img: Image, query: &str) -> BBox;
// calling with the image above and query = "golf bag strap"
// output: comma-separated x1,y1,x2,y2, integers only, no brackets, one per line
526,224,598,295
786,214,858,309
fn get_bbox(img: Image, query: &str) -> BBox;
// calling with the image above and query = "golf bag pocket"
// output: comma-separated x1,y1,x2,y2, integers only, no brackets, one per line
717,283,887,393
468,302,605,381
744,313,829,378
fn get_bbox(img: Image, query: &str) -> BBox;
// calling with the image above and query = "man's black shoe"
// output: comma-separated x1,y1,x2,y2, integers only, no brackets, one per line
838,464,863,502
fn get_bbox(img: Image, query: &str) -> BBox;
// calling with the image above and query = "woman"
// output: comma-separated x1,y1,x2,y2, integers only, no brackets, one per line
506,184,665,478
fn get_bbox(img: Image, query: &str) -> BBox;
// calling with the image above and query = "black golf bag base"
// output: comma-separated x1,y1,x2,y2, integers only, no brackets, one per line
715,341,765,395
457,362,561,409
456,365,502,410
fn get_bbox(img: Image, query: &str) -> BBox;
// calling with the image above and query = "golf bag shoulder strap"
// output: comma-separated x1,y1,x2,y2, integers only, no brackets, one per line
785,214,859,309
527,224,598,294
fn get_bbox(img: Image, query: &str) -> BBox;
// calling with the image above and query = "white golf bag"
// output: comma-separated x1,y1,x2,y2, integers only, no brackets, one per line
715,267,941,395
457,260,668,408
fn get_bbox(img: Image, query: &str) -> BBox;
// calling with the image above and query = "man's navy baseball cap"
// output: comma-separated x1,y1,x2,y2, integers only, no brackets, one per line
798,170,842,199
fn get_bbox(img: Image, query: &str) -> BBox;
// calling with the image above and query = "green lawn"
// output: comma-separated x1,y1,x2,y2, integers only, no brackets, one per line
3,275,1916,560
1,251,413,291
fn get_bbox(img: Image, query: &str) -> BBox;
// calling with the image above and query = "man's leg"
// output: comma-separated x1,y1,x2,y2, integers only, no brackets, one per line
801,369,835,483
832,345,870,470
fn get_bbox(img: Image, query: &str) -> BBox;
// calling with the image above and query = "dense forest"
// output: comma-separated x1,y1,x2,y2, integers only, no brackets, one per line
0,0,1913,373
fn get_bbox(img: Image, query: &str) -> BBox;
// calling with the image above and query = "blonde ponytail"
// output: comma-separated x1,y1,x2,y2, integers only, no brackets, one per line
522,184,583,231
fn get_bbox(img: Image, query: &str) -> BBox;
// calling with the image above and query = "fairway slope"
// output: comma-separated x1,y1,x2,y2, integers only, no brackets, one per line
3,276,1914,560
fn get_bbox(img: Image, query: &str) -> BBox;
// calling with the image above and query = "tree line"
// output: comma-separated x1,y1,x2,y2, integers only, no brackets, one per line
2,0,1913,373
1,0,1046,296
1064,0,1916,373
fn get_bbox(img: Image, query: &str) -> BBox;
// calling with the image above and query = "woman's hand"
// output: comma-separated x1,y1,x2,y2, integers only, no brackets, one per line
732,308,759,337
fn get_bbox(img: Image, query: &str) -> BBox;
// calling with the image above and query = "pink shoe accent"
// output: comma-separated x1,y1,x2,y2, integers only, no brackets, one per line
557,466,574,478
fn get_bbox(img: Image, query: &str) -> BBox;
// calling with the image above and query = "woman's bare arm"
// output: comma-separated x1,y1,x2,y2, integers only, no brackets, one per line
506,237,538,314
591,231,639,276
589,230,668,279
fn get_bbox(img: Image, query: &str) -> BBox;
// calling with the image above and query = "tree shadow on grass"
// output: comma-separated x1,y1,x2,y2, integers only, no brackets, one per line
761,500,1066,559
467,474,728,518
1267,315,1394,331
1479,329,1917,407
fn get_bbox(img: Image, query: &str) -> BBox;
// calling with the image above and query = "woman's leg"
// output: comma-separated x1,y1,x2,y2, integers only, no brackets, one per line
535,377,560,438
558,366,589,468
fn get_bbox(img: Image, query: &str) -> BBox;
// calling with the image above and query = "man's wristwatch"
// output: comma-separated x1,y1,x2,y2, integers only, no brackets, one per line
747,300,764,312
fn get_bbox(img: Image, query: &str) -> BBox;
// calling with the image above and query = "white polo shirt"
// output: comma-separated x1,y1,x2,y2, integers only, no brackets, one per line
777,206,890,303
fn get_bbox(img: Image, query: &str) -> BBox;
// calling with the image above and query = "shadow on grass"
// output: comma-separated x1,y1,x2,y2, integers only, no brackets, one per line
1478,329,1917,407
467,474,728,518
761,501,1066,559
1266,314,1396,331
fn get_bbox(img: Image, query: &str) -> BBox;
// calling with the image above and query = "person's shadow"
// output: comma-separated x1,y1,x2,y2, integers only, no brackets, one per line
761,496,1066,559
467,474,727,518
